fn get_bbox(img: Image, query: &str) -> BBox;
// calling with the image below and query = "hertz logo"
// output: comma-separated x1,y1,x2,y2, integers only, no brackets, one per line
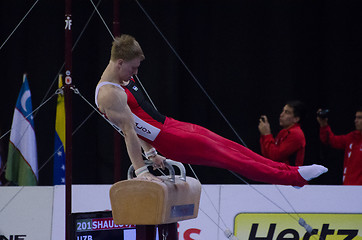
234,213,362,240
249,223,358,240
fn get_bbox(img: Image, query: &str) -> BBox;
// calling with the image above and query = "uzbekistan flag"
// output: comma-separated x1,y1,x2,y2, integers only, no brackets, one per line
53,74,66,185
6,74,38,186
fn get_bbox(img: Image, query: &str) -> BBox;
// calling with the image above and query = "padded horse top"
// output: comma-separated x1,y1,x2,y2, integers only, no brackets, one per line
109,160,202,225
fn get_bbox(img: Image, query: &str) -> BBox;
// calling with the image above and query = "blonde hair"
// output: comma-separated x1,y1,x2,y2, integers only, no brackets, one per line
110,34,145,61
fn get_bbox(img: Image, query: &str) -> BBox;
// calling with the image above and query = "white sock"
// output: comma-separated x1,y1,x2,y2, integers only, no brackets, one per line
298,164,328,181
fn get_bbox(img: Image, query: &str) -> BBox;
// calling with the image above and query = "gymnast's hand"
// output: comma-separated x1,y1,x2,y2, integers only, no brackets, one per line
137,172,162,182
150,155,166,170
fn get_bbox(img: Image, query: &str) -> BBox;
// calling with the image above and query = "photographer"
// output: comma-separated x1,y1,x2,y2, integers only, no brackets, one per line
258,100,306,166
317,107,362,185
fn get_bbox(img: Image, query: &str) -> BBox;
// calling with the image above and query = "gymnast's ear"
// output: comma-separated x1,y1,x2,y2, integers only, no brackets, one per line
116,59,124,66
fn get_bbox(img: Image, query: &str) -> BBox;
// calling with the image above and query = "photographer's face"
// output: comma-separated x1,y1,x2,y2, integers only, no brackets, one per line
279,105,299,129
355,111,362,131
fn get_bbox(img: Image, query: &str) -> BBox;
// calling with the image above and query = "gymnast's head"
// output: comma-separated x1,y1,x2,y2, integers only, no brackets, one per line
109,34,145,81
111,34,145,62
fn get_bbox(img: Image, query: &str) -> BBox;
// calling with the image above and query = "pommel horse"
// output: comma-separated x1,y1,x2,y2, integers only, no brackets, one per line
109,160,202,240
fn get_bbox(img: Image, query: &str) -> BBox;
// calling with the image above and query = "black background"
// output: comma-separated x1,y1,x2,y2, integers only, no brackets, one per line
0,0,361,185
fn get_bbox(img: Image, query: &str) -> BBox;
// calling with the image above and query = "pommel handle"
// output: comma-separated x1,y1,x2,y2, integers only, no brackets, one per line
127,159,187,182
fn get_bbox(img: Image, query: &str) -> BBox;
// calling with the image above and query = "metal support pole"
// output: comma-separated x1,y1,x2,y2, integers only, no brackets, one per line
64,0,73,239
135,223,178,240
136,225,156,240
158,223,178,240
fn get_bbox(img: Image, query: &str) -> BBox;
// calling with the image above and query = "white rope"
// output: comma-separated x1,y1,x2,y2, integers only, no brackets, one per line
0,0,41,52
72,79,234,234
134,0,247,149
0,90,57,142
0,90,58,177
1,4,231,239
89,0,115,40
229,172,322,240
38,0,104,108
84,2,286,238
1,0,105,176
187,164,229,229
72,86,170,179
84,2,321,239
72,82,325,240
38,88,96,173
34,0,105,174
134,75,158,111
129,3,324,238
0,187,25,214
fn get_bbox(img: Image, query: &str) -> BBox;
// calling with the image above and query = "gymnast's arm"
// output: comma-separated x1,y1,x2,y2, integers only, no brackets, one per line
139,139,166,170
98,87,159,181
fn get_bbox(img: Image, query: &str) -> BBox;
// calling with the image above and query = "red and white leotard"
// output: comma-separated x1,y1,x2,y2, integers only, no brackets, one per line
95,79,307,186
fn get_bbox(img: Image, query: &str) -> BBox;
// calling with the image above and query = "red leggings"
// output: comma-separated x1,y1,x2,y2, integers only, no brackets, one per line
151,117,306,186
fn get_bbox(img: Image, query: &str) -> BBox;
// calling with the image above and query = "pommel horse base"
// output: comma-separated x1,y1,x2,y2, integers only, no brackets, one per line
109,160,202,240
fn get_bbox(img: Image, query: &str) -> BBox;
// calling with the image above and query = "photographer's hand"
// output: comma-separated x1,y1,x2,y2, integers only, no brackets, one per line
258,115,271,135
316,109,328,127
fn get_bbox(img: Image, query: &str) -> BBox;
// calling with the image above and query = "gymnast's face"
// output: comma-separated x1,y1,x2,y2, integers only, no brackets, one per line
118,57,141,82
279,104,299,129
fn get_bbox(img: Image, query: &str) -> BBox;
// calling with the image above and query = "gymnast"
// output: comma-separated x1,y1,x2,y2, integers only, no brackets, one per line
95,34,327,187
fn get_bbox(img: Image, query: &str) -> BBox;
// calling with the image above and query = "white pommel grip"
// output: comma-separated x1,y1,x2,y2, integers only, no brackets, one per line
145,147,157,159
224,229,239,240
134,165,149,177
298,218,313,234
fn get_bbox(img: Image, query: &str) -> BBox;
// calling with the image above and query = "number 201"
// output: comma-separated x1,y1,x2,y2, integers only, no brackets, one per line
77,221,91,231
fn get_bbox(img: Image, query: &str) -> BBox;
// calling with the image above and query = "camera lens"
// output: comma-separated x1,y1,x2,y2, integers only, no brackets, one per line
318,109,329,118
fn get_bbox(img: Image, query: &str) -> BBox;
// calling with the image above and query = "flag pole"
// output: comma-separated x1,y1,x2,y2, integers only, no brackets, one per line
113,0,123,182
64,0,73,239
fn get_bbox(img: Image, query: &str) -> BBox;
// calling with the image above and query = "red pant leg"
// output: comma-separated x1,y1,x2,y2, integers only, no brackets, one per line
152,118,306,186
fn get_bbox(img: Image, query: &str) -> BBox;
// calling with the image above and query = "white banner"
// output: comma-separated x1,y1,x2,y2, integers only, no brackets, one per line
0,187,53,240
1,185,361,240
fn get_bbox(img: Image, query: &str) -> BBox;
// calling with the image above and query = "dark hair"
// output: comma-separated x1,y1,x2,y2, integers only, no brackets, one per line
357,106,362,113
286,100,307,123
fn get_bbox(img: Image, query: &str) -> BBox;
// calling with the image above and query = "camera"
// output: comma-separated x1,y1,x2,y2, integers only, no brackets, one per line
317,109,330,118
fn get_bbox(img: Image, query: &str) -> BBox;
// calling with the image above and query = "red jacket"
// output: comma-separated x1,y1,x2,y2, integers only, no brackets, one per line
320,126,362,185
260,123,305,166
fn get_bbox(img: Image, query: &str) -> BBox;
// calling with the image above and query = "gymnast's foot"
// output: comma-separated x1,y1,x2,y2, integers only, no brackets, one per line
293,164,328,189
298,164,328,181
